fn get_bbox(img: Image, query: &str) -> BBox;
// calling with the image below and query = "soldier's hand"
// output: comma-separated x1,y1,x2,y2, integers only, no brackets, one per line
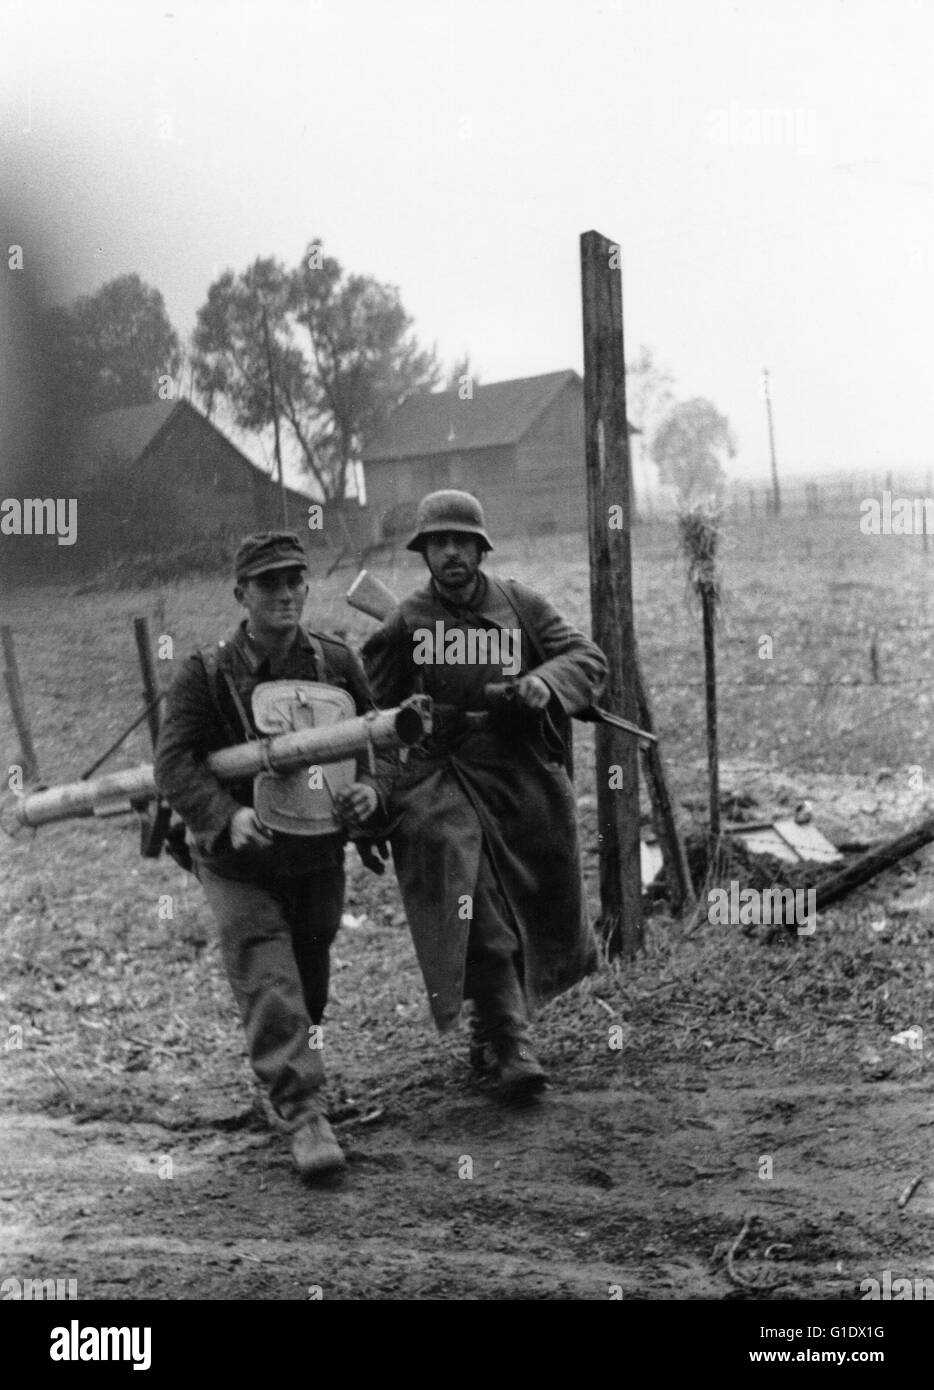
515,674,551,710
229,806,274,851
334,782,379,828
356,838,390,875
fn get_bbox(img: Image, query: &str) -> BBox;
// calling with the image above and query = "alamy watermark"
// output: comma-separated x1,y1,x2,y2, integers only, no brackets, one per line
860,490,934,535
707,103,817,154
411,624,521,677
0,497,77,546
49,1321,151,1370
861,1270,934,1300
1,1275,78,1299
707,880,816,936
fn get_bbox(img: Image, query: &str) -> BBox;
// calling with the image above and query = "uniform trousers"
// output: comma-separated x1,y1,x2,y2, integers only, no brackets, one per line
463,848,530,1045
195,856,344,1130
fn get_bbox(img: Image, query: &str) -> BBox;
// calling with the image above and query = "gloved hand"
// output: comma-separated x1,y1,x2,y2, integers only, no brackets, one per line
334,782,379,829
515,674,551,710
356,839,390,875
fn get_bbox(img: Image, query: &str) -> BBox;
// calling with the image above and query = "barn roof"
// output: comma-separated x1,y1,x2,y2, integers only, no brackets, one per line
363,369,582,464
70,400,181,477
67,398,308,496
68,398,320,513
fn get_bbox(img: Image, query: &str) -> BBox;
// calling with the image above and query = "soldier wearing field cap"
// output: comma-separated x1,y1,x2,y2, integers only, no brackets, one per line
155,531,390,1182
361,491,608,1101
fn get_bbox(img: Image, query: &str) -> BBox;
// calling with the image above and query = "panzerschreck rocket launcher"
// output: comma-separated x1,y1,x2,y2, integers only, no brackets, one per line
1,610,431,846
1,692,431,837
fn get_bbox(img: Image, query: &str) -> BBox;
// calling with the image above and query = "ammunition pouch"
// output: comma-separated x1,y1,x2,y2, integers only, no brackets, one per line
251,681,356,836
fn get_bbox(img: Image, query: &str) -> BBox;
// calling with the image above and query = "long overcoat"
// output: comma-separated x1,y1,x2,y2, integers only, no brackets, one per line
362,572,608,1031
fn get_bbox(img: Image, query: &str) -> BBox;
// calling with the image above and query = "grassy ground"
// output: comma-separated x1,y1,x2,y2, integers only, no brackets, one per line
2,509,934,1300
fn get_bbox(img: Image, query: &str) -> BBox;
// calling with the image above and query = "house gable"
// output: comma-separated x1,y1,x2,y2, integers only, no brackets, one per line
68,399,315,546
363,370,579,465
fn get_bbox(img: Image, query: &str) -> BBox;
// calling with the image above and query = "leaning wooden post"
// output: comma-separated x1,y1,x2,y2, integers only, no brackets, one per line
1,626,40,784
633,650,695,913
580,230,642,957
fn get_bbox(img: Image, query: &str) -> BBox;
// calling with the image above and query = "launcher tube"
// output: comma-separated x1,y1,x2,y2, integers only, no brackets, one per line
10,699,430,831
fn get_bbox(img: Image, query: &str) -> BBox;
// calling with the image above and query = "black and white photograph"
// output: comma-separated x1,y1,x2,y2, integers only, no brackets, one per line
2,0,933,1338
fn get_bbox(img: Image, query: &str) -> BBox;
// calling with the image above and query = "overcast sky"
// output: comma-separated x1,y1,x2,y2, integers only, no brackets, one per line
2,0,933,485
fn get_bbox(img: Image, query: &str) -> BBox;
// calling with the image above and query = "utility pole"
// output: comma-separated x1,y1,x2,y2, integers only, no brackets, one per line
261,304,289,529
762,367,780,516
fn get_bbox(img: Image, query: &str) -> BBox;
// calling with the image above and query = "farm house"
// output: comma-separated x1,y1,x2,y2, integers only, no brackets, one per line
362,369,638,538
67,398,313,556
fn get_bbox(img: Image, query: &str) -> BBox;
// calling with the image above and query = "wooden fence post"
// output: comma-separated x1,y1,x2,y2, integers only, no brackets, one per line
133,617,163,749
580,230,642,957
1,626,40,784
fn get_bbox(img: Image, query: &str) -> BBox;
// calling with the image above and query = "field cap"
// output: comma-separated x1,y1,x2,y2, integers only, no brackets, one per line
406,490,494,552
235,531,308,581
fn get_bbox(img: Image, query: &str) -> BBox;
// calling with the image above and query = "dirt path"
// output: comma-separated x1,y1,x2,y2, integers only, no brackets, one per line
3,707,934,1302
4,1063,932,1300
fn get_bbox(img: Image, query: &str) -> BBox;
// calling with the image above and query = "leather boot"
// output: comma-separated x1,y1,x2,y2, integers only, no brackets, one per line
490,1032,548,1102
290,1112,346,1183
466,905,544,1099
467,1003,497,1079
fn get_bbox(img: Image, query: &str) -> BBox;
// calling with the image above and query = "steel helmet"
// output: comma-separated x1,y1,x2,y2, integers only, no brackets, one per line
405,490,494,552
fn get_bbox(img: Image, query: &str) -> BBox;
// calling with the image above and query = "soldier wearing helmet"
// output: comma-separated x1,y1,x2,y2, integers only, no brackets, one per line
362,491,608,1101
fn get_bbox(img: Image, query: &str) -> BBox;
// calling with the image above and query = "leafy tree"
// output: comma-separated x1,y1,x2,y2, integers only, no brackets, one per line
192,256,299,430
192,242,440,505
47,273,181,416
650,398,736,504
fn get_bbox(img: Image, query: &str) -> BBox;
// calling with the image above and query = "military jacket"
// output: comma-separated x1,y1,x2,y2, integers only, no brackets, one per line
155,620,390,877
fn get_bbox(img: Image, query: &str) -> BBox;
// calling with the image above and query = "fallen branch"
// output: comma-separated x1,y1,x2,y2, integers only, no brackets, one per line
815,814,934,912
897,1173,924,1212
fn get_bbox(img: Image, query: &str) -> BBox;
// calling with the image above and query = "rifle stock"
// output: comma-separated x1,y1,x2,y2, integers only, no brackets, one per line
346,570,399,622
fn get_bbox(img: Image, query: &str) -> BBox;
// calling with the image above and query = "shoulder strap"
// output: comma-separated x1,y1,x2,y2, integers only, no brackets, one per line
303,628,328,678
493,578,547,669
492,578,574,776
197,644,253,744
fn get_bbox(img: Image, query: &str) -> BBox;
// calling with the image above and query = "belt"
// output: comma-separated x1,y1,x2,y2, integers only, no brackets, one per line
429,704,494,739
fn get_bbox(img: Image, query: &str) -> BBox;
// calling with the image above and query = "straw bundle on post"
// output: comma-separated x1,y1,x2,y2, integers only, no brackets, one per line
678,505,722,845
